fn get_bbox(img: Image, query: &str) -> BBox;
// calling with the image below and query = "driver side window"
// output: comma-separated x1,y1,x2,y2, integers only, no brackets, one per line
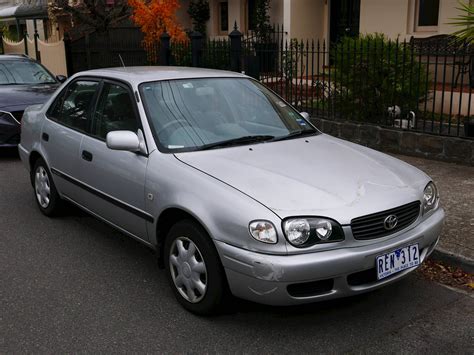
91,82,139,140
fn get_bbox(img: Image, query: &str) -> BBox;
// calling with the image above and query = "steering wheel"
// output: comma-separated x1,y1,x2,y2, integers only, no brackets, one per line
158,119,193,141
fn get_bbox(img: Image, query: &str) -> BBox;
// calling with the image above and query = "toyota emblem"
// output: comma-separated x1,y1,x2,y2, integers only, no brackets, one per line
384,215,398,230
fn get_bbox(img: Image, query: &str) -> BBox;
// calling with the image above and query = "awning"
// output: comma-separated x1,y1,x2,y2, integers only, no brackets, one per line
0,3,48,20
0,5,20,21
14,4,48,19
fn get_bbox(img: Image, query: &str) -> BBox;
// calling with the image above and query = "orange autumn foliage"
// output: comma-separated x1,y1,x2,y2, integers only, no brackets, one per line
128,0,187,46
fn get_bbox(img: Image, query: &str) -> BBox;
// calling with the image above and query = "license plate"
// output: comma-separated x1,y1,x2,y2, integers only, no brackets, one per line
376,244,420,280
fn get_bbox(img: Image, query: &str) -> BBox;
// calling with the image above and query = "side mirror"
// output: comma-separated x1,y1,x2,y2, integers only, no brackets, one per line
56,75,67,83
300,112,310,120
106,130,140,152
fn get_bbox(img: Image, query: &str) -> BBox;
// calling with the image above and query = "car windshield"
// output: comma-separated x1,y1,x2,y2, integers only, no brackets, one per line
140,78,318,152
0,60,56,85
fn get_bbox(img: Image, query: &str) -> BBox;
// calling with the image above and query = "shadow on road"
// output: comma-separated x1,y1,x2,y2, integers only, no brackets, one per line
0,147,20,159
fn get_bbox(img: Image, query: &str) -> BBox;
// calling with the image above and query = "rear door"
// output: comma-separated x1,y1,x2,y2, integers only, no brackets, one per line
42,79,100,202
77,80,150,241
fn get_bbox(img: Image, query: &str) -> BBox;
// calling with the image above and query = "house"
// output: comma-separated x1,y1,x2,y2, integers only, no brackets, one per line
182,0,465,42
0,0,63,42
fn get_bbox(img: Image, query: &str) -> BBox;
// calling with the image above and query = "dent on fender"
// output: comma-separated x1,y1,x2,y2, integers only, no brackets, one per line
252,258,284,281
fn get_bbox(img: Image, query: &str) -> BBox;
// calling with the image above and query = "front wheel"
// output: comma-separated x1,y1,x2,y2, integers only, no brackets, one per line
164,220,227,315
32,158,62,216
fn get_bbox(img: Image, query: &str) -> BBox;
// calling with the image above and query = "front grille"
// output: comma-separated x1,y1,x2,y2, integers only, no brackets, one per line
351,201,421,240
10,111,24,122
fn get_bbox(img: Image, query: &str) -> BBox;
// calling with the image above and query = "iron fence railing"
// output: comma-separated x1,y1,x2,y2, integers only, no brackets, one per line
64,23,474,139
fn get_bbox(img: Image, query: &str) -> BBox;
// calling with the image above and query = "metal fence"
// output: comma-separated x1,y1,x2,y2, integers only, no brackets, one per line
157,29,474,139
64,23,474,139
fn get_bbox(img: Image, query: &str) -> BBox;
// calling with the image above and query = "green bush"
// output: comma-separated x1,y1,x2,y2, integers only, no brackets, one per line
331,33,429,124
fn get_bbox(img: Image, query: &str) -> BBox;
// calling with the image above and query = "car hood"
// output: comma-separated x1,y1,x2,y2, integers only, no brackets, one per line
0,84,58,111
175,134,429,224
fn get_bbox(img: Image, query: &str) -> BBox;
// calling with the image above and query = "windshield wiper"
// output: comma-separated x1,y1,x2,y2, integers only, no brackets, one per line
271,129,318,142
200,135,275,150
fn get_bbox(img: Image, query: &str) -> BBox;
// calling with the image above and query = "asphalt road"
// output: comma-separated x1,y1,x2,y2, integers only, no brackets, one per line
1,149,473,353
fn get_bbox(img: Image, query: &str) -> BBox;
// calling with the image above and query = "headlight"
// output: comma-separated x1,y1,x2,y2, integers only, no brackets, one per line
283,217,344,247
423,181,439,214
249,220,277,244
284,219,310,246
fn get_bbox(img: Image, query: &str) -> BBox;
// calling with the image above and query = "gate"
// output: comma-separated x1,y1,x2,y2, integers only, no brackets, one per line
65,19,151,75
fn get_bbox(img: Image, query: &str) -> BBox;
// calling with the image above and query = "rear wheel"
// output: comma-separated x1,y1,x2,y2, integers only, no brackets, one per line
164,220,227,315
32,158,62,216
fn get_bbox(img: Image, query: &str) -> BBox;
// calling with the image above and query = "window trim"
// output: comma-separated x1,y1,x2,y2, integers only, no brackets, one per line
414,0,440,33
45,75,149,156
218,0,229,35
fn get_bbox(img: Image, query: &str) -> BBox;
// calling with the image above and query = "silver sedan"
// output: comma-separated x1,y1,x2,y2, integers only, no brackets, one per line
19,67,444,314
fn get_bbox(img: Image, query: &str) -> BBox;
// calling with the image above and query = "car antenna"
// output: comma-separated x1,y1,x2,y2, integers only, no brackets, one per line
118,54,126,68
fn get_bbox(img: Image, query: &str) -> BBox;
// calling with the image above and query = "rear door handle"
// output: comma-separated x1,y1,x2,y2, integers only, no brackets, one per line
42,132,49,142
81,150,93,162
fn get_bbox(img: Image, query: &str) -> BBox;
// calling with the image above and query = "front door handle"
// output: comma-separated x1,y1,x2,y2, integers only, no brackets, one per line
42,132,49,142
81,150,93,162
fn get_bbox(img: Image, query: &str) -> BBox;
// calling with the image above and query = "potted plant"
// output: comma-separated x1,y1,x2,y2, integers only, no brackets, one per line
253,0,277,72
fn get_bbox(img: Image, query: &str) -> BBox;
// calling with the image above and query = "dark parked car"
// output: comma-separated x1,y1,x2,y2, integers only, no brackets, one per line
0,54,64,147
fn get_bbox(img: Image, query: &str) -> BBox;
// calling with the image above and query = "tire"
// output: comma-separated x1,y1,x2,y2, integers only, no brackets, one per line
164,220,227,315
31,158,62,216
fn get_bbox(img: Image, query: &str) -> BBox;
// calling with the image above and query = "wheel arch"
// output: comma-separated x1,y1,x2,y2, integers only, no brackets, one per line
28,151,44,185
155,207,214,268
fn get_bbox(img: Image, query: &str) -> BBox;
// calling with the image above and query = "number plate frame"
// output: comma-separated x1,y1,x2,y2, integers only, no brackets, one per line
376,243,420,280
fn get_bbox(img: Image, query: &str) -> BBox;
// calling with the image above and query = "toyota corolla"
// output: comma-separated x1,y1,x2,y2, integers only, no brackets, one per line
19,67,444,314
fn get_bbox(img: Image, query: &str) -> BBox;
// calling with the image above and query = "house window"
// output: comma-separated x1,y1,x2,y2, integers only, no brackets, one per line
248,0,257,31
415,0,440,31
219,1,229,32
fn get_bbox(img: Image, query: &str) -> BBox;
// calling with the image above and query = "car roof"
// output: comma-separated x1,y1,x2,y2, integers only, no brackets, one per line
72,66,248,85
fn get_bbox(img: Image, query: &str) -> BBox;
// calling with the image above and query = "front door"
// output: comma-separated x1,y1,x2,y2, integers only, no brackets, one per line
42,79,100,202
78,80,150,241
330,0,361,43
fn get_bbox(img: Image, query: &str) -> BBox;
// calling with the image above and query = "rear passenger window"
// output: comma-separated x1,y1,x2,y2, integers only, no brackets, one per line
48,80,99,133
92,83,139,139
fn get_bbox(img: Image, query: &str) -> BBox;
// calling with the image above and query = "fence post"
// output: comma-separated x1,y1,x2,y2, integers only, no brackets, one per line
24,32,28,56
64,32,73,76
229,22,242,73
33,19,40,62
190,31,203,67
159,31,171,66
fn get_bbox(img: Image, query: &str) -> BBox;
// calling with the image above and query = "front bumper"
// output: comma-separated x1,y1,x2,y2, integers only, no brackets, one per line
215,208,445,306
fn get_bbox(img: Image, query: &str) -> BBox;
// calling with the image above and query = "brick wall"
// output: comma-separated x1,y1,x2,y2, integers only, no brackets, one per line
311,118,474,166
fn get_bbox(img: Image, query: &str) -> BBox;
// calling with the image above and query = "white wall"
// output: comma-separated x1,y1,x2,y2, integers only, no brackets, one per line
289,0,325,41
360,0,466,40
